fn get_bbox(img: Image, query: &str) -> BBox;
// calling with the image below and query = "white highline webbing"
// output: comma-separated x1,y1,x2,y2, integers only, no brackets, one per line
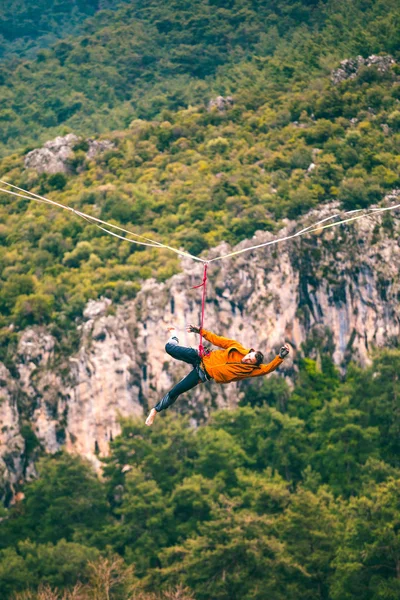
0,180,206,263
1,178,399,265
207,201,400,262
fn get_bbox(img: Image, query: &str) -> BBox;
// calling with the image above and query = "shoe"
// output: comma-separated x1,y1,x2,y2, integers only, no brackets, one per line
166,326,179,343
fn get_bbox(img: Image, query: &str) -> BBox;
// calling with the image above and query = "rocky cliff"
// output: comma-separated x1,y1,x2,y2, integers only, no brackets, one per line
1,201,399,503
24,134,115,174
331,54,395,84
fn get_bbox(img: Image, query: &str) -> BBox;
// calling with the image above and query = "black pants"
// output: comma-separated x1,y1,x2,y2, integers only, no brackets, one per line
154,338,203,412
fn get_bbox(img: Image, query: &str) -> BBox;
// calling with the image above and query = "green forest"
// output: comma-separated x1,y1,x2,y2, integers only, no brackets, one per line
1,349,399,599
0,0,400,597
1,0,400,359
1,0,400,156
0,1,131,59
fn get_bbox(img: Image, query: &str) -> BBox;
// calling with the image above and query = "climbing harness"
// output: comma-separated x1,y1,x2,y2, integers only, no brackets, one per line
1,178,400,358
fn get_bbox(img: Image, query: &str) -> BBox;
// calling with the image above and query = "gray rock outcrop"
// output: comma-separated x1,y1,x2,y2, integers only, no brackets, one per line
0,363,24,505
86,139,115,159
1,202,400,502
24,134,79,174
24,134,116,174
331,54,395,84
208,96,234,112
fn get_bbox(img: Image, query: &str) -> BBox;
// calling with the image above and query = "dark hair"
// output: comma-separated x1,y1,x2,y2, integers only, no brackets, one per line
254,351,264,365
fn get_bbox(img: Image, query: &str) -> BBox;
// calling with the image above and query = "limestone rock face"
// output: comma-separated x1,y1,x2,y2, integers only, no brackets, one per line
208,96,234,112
24,134,115,174
86,139,115,159
24,134,79,174
67,310,143,465
0,363,25,505
1,203,400,500
331,54,395,84
83,297,112,320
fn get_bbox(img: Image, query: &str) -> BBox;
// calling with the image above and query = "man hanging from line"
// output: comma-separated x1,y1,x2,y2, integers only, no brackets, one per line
145,325,290,426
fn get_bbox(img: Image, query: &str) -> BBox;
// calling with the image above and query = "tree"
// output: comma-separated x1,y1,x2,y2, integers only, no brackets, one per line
331,478,400,600
195,427,249,486
210,406,308,483
0,539,99,599
239,375,291,412
170,474,222,538
104,467,170,575
346,351,400,467
290,357,340,420
0,274,36,313
161,501,306,600
0,453,109,547
104,416,198,496
12,293,54,327
278,487,340,600
310,398,379,496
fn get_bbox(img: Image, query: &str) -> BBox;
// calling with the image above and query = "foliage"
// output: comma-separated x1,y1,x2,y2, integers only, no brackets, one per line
0,0,399,155
331,478,400,600
1,348,400,598
0,0,399,338
0,1,130,60
0,453,110,548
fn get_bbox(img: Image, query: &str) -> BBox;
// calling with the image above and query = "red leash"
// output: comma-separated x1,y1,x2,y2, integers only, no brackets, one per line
191,262,208,357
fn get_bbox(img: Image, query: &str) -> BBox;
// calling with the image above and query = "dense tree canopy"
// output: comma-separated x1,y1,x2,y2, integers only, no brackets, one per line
0,0,130,59
1,350,400,599
0,0,399,155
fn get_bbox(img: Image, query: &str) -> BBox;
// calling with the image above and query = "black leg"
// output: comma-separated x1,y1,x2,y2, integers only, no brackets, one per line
165,340,200,367
155,368,201,412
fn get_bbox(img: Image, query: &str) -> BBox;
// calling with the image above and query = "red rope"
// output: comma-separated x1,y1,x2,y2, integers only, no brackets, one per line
191,263,208,357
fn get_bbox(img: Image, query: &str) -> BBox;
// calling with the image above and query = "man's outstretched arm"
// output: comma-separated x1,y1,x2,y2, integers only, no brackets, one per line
257,355,284,376
187,325,242,350
255,344,290,376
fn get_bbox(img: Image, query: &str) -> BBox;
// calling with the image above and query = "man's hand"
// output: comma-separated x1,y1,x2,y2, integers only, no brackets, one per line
187,324,201,334
279,343,290,359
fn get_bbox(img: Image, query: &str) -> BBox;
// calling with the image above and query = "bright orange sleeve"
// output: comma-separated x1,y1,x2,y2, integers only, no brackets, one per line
254,355,284,377
201,329,242,349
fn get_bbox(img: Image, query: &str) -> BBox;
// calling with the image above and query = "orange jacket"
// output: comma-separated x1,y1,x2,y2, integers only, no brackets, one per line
200,329,283,384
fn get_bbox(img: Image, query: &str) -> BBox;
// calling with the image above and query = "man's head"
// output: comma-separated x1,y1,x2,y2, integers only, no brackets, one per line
241,350,264,365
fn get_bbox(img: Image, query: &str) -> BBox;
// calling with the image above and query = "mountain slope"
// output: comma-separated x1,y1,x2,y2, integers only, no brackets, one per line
0,0,129,60
0,0,399,156
1,46,399,342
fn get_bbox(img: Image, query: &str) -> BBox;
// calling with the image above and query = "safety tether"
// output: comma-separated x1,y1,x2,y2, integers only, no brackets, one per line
191,262,209,357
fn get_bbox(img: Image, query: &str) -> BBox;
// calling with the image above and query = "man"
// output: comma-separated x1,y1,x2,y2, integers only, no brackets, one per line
145,325,290,426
